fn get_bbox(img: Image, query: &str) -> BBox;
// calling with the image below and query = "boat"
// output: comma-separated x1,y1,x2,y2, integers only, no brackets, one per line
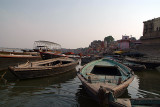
125,56,160,69
113,51,126,55
33,40,61,52
106,56,146,71
77,58,134,105
64,52,81,59
0,54,40,58
81,55,102,64
0,54,41,71
122,61,146,71
122,52,145,57
108,92,160,107
40,51,67,60
40,51,81,60
8,57,78,79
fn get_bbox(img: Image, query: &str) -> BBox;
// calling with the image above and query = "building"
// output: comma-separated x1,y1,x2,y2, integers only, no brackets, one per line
117,35,130,50
108,41,118,50
141,17,160,45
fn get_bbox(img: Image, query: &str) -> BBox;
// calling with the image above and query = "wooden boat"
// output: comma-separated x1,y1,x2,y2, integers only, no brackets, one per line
106,56,146,71
40,51,81,60
125,56,160,69
8,57,78,79
0,54,41,71
33,40,61,52
40,51,67,60
77,58,134,105
0,54,40,58
0,51,34,55
108,92,160,107
122,61,146,71
122,52,145,57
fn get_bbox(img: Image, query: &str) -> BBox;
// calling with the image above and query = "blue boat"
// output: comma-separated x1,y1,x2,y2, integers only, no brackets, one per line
77,58,134,105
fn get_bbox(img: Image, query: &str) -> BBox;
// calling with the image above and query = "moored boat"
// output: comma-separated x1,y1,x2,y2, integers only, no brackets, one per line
0,54,41,71
122,61,146,71
77,58,134,105
33,40,61,52
125,56,160,69
40,51,67,60
8,57,78,79
0,54,40,58
105,56,146,71
108,92,160,107
40,51,81,60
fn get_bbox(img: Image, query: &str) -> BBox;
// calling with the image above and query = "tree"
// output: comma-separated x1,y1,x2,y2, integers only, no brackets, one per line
130,37,136,41
104,36,114,44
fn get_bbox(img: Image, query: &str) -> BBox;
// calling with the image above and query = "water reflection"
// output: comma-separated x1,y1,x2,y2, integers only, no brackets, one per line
0,69,79,107
76,85,100,107
127,75,145,98
125,69,160,99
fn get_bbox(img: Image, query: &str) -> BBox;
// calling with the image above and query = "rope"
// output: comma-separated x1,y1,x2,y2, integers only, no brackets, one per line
129,85,160,97
0,72,6,80
0,72,7,85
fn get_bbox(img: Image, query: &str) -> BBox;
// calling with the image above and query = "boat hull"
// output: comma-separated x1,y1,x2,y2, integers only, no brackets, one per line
0,57,41,71
77,72,134,105
123,63,146,71
40,52,66,60
77,58,134,105
125,57,160,69
9,59,78,79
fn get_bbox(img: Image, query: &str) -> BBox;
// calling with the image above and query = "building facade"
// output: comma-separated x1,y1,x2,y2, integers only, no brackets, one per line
141,17,160,44
118,35,130,50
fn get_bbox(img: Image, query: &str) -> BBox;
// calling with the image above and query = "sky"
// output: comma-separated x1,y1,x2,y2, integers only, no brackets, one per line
0,0,160,49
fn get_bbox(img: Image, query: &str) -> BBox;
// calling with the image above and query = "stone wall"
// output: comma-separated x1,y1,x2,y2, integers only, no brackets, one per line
141,17,160,45
136,44,160,57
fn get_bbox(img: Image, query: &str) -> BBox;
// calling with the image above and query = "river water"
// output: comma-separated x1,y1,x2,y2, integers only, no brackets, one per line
0,64,160,107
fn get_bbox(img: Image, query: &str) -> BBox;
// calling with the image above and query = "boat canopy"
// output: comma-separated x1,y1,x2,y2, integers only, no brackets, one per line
33,40,61,50
113,51,125,55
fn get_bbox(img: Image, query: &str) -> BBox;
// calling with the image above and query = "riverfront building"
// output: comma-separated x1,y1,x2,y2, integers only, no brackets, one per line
141,17,160,45
117,35,130,50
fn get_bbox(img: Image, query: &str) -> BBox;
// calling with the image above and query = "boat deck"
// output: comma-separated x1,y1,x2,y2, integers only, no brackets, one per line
91,81,118,91
16,57,74,68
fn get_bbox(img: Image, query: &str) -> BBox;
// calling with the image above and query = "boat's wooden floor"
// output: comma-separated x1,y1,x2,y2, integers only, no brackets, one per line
90,82,118,92
16,57,74,68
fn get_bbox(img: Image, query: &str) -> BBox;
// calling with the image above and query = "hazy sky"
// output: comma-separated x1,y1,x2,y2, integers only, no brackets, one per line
0,0,160,49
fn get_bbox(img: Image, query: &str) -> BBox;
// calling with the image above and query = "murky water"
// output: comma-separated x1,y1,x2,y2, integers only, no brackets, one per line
0,64,160,107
